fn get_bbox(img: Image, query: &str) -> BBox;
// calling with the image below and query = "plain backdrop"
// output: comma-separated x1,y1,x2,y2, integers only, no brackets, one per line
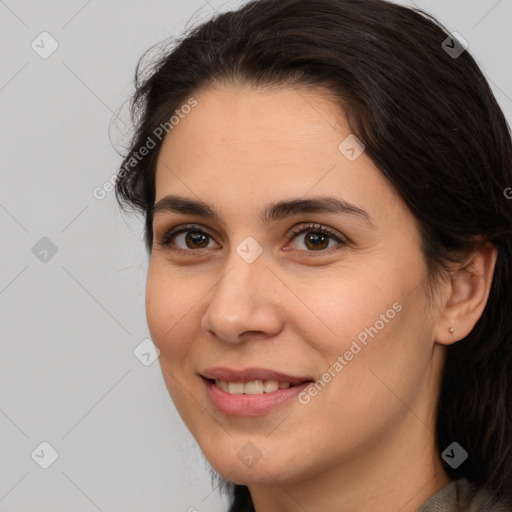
1,0,511,511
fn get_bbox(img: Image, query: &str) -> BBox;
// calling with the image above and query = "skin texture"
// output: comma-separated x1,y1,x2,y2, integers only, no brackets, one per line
146,83,498,512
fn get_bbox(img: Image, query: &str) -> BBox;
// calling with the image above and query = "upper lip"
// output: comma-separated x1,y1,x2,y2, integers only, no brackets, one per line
200,367,314,385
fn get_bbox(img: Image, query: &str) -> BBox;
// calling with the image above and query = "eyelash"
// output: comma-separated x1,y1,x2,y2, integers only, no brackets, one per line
156,222,348,256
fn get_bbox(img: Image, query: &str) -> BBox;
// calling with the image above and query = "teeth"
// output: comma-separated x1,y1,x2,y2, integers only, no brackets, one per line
227,381,245,394
214,379,293,394
263,380,279,392
244,380,264,394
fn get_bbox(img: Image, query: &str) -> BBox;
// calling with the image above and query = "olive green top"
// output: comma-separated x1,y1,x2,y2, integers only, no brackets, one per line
417,478,510,511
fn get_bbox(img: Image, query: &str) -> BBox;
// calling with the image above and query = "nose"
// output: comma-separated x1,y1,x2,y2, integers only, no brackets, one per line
200,248,283,344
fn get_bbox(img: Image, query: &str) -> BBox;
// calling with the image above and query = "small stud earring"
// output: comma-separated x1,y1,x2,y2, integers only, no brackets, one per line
448,326,455,335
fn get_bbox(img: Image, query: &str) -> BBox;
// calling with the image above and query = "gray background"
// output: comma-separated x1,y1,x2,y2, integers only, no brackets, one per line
1,0,511,511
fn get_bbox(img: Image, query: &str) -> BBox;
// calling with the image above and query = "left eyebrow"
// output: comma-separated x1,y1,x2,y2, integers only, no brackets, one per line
262,196,374,227
152,194,375,228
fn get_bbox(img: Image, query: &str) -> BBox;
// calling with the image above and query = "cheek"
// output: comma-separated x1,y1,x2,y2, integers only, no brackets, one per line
145,266,201,409
295,268,402,356
299,269,425,399
145,264,194,355
312,285,432,429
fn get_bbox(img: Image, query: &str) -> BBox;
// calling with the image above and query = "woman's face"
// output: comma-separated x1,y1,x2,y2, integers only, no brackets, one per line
146,84,447,486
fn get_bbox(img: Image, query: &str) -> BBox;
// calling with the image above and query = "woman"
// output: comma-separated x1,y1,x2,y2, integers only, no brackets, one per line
115,0,512,510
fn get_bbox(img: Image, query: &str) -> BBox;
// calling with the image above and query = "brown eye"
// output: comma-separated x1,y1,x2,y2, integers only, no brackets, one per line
156,222,348,255
158,224,218,251
176,231,212,249
287,223,348,252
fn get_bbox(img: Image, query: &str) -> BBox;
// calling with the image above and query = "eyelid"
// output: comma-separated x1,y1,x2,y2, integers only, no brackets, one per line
288,222,347,242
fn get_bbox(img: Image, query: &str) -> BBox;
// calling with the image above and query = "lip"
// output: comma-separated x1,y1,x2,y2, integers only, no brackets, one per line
199,367,315,417
201,376,313,416
200,367,313,386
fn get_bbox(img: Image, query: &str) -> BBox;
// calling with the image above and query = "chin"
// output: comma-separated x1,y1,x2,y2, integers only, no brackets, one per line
200,443,308,487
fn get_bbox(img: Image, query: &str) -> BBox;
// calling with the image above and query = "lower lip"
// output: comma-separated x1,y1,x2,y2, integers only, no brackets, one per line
201,377,312,416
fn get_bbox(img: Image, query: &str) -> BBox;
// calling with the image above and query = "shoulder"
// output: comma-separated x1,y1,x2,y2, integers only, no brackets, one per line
416,478,511,512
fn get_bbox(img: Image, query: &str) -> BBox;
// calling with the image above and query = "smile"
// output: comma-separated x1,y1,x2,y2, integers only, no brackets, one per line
200,376,313,416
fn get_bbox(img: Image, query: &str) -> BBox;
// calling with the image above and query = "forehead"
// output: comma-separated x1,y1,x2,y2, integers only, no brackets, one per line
158,84,344,162
153,83,401,226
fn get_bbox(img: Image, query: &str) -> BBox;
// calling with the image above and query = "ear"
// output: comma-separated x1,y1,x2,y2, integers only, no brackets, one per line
434,241,498,346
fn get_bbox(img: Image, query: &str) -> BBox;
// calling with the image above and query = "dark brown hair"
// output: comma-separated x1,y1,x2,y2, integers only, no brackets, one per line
114,0,512,510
